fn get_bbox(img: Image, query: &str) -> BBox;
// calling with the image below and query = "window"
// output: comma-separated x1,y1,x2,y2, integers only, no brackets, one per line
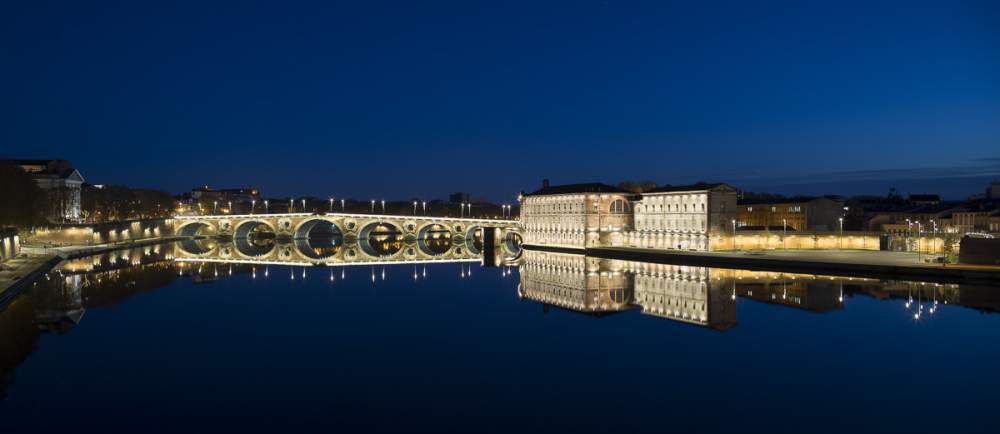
610,199,628,214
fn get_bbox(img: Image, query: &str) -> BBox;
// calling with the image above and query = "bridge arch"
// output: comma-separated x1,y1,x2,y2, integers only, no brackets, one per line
234,220,277,239
358,221,404,258
177,237,218,256
416,223,452,256
293,218,343,240
178,221,215,238
291,219,344,259
464,225,483,254
502,230,523,258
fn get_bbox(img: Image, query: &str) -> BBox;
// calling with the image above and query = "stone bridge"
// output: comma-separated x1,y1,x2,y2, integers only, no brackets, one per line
172,213,522,265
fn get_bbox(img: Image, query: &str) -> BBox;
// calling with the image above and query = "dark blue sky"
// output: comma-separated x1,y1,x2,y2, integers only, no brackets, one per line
3,1,998,201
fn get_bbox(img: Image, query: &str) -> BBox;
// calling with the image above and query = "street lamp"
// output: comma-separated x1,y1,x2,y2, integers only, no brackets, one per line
228,201,232,214
931,219,938,258
213,201,218,214
732,219,737,251
289,198,294,212
301,199,306,211
839,217,844,249
251,200,256,214
421,201,426,215
329,198,334,212
381,200,386,214
413,201,418,215
905,218,912,252
370,200,375,213
341,199,345,211
264,200,269,213
916,221,923,263
782,218,787,250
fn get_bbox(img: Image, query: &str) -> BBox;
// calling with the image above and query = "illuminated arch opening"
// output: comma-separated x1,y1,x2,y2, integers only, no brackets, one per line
294,220,343,259
179,222,214,238
417,224,452,256
358,222,403,257
464,226,483,254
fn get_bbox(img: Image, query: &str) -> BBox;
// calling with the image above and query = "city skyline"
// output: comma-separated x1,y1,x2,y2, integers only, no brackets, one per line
4,1,998,200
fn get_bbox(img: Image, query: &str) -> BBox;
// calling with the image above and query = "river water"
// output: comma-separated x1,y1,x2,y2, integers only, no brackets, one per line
1,242,998,433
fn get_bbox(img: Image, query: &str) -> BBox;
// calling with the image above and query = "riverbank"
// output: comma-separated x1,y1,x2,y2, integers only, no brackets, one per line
524,244,1000,285
0,236,185,308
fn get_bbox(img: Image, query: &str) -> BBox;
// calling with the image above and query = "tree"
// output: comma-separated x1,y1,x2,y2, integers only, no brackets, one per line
80,185,175,223
0,162,48,229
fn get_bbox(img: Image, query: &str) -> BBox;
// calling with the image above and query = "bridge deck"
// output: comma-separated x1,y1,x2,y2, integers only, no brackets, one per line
172,212,518,225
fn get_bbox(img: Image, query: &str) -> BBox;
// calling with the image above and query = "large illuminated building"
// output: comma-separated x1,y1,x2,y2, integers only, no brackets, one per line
519,181,634,249
627,183,738,251
519,181,737,251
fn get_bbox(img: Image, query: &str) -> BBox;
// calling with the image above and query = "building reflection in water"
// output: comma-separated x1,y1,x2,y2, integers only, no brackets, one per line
518,250,737,329
516,250,1000,329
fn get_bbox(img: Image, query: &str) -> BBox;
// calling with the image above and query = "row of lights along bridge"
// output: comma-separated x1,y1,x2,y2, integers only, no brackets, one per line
203,198,515,219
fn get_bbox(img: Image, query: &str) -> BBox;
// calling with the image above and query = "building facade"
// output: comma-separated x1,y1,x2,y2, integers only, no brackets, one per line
626,183,738,251
519,182,634,248
520,181,736,251
11,159,85,222
738,196,845,231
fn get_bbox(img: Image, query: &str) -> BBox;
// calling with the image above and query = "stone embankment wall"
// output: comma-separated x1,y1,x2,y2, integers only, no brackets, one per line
28,219,174,246
0,228,19,261
959,238,1000,265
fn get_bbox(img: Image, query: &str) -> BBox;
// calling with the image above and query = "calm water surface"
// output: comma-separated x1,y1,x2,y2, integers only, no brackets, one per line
1,242,999,433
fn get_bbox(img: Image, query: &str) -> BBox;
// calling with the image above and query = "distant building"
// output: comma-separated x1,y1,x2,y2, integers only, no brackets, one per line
989,180,1000,200
9,159,85,222
908,194,941,205
190,186,261,205
989,211,1000,233
864,203,960,235
738,196,845,231
448,192,471,204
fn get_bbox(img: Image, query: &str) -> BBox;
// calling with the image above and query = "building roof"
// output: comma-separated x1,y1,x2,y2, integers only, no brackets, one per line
9,159,57,166
524,182,630,197
739,196,847,206
644,182,735,194
4,159,79,179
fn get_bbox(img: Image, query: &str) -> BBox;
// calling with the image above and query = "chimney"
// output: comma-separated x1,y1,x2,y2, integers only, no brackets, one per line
542,179,550,188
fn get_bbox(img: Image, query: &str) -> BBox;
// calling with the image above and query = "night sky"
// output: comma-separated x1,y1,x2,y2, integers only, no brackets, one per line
3,1,998,201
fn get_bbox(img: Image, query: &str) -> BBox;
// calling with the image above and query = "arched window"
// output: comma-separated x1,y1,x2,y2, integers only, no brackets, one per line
610,199,628,214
